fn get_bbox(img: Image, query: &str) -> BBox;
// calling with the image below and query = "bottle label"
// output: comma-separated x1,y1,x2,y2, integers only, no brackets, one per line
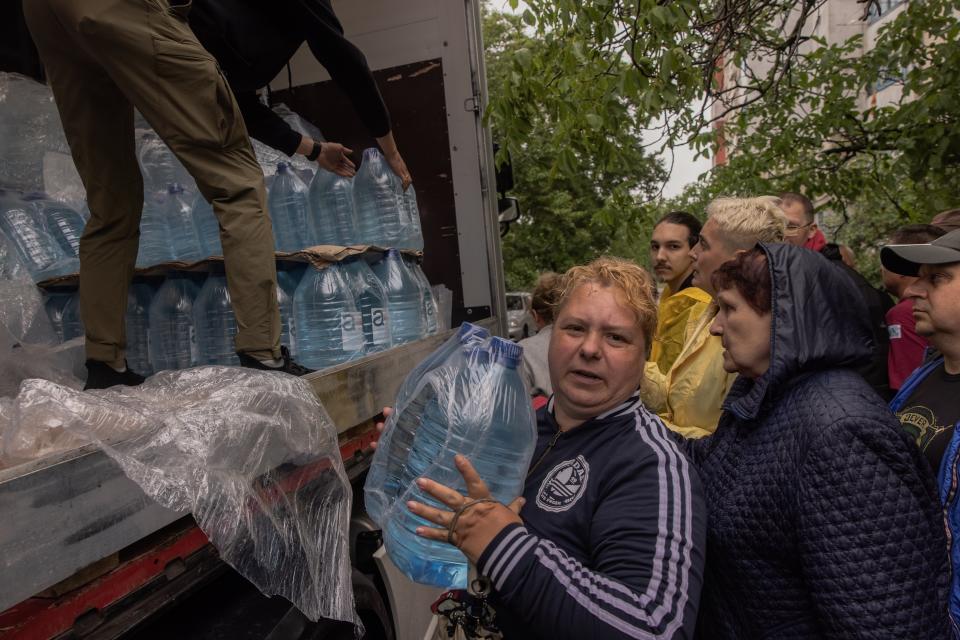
371,307,389,345
341,312,363,351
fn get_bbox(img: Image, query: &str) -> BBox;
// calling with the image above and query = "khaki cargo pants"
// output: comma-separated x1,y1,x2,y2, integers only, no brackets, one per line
23,0,281,368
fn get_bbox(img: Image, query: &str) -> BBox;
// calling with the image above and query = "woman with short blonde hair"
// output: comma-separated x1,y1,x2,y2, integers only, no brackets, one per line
386,256,707,639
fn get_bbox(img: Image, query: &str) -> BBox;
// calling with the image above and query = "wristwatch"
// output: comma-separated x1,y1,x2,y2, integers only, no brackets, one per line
305,139,323,162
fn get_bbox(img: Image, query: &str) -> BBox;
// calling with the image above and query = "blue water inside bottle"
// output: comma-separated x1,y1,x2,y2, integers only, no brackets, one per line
400,184,424,251
293,264,364,369
364,323,491,526
191,193,222,257
353,148,403,247
61,292,84,341
138,190,175,268
277,269,301,357
0,190,77,280
193,270,238,366
405,257,438,336
27,195,86,257
126,283,154,375
44,292,73,342
372,249,424,345
341,256,391,354
308,169,357,246
382,338,535,588
148,274,200,371
162,184,203,262
268,162,311,252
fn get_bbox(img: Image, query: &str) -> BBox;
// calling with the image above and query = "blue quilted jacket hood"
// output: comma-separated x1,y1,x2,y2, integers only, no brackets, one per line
724,243,875,421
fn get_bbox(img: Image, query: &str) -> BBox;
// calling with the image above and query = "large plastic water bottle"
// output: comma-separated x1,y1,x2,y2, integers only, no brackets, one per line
31,196,86,257
277,269,301,357
44,291,74,342
126,283,153,375
406,257,439,336
399,184,424,251
138,191,175,268
191,194,222,257
163,184,204,262
138,132,192,201
364,322,491,525
383,338,536,588
341,256,391,354
353,148,403,247
293,264,364,369
61,292,84,341
268,162,311,252
148,274,200,371
308,169,357,246
0,190,78,280
372,249,425,345
193,269,238,366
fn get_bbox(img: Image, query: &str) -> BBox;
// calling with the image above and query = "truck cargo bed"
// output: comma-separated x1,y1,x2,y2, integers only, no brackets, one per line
0,322,494,613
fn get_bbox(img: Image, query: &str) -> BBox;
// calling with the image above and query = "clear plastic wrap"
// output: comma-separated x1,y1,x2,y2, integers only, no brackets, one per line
0,367,360,630
0,73,72,193
0,230,56,345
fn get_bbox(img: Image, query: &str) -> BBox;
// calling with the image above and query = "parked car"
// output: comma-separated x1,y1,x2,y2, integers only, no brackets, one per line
506,292,536,340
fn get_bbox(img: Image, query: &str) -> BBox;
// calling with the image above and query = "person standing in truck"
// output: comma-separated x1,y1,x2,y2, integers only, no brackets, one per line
22,0,315,389
188,0,412,188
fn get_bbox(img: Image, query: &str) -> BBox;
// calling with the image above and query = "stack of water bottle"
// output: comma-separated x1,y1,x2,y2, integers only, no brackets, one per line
364,323,537,588
42,249,439,375
0,190,84,282
137,134,424,265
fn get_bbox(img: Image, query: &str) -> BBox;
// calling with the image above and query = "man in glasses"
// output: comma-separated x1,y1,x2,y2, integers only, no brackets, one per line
779,192,825,251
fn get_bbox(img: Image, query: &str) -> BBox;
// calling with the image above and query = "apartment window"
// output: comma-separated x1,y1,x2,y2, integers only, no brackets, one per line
866,0,906,23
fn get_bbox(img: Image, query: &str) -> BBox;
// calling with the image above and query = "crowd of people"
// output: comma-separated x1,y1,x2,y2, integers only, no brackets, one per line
401,196,960,639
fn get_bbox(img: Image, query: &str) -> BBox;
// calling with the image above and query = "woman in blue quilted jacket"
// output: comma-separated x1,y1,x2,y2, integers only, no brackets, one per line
690,244,951,638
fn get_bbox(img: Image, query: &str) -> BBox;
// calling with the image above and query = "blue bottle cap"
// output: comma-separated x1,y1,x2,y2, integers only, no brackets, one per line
456,322,490,344
277,161,289,173
386,248,401,259
489,337,522,369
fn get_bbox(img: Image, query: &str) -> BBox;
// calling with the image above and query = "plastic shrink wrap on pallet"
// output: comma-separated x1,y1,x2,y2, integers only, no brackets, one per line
0,366,360,632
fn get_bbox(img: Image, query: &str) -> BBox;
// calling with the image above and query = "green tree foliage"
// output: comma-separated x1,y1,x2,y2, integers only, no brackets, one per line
484,7,667,290
493,0,960,280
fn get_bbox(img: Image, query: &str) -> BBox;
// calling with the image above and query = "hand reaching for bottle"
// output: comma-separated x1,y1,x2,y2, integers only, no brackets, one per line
371,406,393,451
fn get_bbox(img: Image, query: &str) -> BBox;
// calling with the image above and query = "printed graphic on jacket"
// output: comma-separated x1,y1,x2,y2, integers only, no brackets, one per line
536,455,589,512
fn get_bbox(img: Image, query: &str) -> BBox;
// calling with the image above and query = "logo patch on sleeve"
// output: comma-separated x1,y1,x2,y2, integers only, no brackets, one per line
536,455,590,512
888,323,902,339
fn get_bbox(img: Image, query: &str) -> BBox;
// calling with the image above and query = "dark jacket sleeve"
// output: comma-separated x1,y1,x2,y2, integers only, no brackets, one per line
294,0,391,138
235,91,303,157
796,417,951,638
477,444,706,639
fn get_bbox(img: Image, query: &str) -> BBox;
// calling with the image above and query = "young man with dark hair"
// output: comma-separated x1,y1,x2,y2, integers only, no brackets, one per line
648,211,711,373
882,224,946,391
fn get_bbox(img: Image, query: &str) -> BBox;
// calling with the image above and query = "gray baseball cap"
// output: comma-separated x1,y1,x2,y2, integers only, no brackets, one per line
881,228,960,276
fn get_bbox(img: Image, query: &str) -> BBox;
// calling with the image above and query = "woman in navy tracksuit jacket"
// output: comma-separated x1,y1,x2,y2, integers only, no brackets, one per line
407,257,706,639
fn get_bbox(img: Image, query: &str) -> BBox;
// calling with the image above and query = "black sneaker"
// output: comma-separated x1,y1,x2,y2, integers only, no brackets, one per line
84,360,146,390
237,345,315,376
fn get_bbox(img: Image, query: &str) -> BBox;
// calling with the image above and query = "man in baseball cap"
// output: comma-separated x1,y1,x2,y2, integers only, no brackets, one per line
885,229,960,622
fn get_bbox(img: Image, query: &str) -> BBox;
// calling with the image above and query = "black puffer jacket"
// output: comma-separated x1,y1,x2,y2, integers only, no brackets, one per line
690,244,950,639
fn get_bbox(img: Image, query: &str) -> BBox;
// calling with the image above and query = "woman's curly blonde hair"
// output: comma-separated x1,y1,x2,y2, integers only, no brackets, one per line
552,256,658,354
